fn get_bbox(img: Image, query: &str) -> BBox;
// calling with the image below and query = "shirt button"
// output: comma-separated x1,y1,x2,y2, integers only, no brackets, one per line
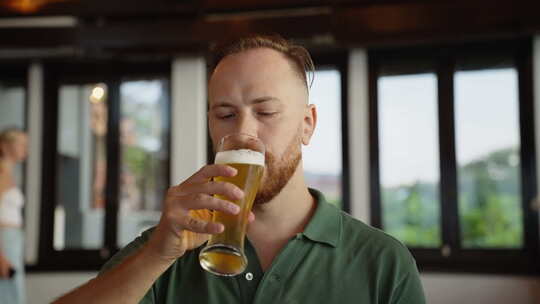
245,272,254,281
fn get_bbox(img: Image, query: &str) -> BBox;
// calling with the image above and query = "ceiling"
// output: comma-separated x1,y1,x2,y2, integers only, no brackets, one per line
1,0,539,59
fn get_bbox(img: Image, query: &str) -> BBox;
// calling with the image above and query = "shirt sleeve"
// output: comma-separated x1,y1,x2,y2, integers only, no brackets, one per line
370,231,427,304
98,227,156,304
390,259,426,304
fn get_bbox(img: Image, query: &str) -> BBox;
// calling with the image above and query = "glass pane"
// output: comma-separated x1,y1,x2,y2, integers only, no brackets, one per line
455,68,523,248
303,69,343,209
378,73,441,247
54,83,107,250
0,80,26,185
0,82,25,129
118,79,169,247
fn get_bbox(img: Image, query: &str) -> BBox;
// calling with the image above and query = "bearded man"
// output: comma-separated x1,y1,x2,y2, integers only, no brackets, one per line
54,34,426,304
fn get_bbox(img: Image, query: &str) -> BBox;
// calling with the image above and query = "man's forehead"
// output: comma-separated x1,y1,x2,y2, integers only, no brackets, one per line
208,47,308,107
212,48,297,78
210,48,306,95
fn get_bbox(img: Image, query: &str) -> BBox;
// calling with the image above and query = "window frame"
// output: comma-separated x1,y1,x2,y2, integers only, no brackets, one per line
32,60,171,271
310,52,351,214
368,39,539,275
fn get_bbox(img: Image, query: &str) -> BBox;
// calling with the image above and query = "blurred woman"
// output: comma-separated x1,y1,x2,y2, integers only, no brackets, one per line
0,128,28,304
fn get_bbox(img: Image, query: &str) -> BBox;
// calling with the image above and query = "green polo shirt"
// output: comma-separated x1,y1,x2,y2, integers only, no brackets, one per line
101,189,426,304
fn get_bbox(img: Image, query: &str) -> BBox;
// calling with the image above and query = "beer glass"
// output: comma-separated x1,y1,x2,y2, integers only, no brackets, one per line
199,133,265,276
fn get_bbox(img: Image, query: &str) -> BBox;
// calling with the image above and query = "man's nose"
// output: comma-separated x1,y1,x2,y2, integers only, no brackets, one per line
235,112,258,137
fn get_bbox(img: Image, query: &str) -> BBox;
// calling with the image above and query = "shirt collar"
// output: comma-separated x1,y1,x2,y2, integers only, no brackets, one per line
300,188,342,248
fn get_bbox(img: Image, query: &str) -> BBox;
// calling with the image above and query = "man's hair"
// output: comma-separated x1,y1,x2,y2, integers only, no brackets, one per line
209,34,315,90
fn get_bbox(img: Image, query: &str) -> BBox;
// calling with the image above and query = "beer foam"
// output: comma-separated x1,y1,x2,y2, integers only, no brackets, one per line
215,149,265,166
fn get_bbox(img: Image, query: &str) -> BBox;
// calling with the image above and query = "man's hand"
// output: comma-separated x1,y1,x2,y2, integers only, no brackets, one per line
144,164,247,263
52,164,254,304
0,252,12,279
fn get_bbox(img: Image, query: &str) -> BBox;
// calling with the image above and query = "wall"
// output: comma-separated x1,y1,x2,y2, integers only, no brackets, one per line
24,271,540,304
421,273,540,304
26,272,96,304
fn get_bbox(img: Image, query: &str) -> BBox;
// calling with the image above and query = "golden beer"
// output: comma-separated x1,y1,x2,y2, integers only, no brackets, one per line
199,148,264,276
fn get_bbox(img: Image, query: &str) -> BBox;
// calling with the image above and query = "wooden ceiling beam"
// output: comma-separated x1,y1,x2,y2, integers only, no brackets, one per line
78,14,332,48
0,27,76,48
0,0,200,17
1,0,540,56
202,0,330,12
333,0,540,47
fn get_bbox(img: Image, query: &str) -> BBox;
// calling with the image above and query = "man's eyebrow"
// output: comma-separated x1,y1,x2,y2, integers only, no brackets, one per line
250,96,281,104
210,97,280,110
210,102,235,110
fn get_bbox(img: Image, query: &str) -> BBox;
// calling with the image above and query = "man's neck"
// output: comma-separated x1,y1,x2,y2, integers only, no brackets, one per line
246,165,316,271
247,166,316,243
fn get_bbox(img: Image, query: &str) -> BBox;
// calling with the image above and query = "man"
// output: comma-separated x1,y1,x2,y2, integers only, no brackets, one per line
54,34,426,304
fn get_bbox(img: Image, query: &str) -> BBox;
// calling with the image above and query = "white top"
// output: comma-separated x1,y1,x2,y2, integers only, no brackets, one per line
214,149,265,166
0,187,24,227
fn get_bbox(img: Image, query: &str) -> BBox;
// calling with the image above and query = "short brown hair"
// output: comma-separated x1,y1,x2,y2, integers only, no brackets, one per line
209,34,314,90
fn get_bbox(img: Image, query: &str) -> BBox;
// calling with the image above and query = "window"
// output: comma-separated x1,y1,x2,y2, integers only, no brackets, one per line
378,73,441,247
303,56,349,212
0,74,25,130
118,79,169,247
454,69,523,249
370,40,538,274
38,62,170,270
55,83,107,250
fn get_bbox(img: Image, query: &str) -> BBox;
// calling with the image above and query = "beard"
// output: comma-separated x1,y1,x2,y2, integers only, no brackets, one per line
254,131,302,205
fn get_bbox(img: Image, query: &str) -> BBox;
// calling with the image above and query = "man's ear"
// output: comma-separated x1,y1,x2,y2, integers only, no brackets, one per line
302,104,317,145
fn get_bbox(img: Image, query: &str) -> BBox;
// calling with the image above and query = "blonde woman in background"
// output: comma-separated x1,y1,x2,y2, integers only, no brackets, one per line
0,128,28,304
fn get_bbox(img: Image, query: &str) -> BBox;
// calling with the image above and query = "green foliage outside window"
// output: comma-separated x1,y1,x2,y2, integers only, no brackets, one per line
382,147,522,248
459,147,522,248
383,182,440,247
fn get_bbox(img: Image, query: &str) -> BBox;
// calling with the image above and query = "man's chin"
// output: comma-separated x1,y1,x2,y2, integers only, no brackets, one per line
253,171,290,205
253,167,297,205
253,135,302,205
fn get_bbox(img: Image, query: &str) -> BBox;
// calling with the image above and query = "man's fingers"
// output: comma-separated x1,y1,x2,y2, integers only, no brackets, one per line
189,209,213,222
169,193,240,215
168,176,244,202
190,164,237,183
166,212,223,236
193,181,244,201
182,215,224,234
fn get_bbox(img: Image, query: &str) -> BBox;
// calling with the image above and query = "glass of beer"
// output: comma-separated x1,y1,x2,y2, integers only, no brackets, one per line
199,133,265,276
